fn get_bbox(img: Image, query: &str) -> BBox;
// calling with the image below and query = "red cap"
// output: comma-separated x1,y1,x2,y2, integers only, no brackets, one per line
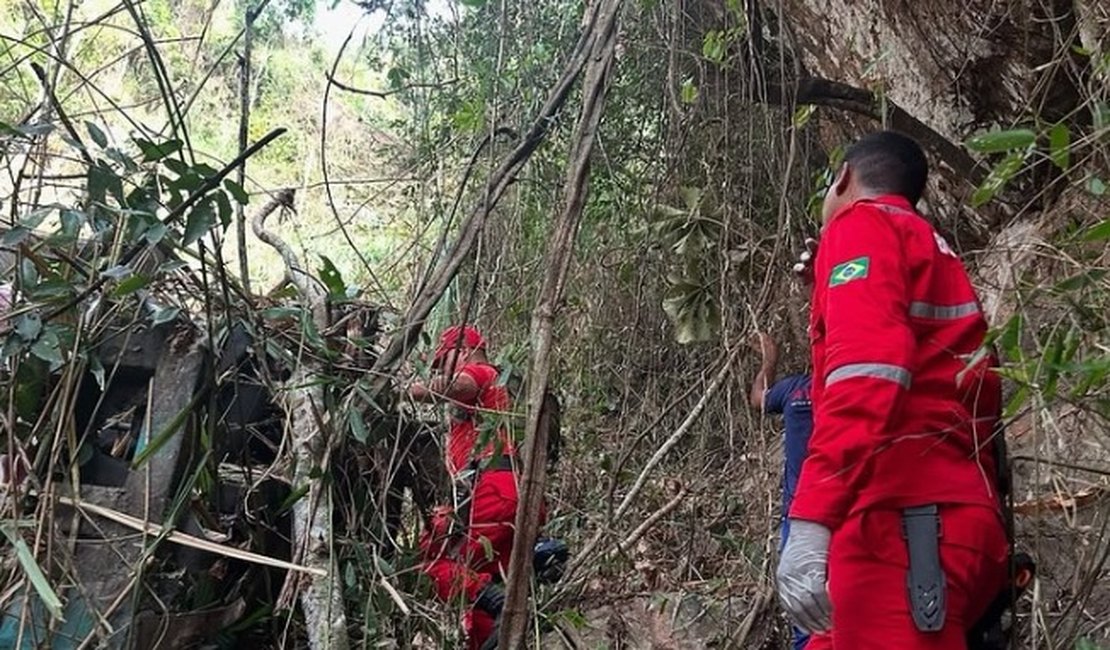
433,325,485,363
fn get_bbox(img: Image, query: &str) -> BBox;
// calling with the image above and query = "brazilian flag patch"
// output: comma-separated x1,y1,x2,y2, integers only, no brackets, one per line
829,256,870,287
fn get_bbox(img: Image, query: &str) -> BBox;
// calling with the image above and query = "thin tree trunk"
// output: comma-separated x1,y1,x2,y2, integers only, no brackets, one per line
236,1,270,296
497,1,622,647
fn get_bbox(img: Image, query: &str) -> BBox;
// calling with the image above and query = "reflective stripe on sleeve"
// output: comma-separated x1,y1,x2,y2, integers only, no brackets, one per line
908,301,980,320
826,363,912,388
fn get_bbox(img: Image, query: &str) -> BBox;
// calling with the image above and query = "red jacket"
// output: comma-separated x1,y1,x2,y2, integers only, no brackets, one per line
445,362,513,476
789,195,1002,530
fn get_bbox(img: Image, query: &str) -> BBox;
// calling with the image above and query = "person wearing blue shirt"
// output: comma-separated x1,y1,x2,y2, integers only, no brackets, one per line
749,333,813,650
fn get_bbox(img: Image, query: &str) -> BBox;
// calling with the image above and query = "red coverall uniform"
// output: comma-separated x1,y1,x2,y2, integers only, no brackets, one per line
420,362,517,649
790,195,1009,649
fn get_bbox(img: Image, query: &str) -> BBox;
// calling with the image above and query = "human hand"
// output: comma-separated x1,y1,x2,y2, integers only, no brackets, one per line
776,518,833,634
791,238,819,285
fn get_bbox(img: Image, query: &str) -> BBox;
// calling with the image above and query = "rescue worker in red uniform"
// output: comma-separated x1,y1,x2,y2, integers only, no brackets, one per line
408,325,517,650
776,131,1009,649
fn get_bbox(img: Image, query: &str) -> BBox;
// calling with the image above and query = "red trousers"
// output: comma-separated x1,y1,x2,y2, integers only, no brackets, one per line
807,504,1009,650
421,470,518,650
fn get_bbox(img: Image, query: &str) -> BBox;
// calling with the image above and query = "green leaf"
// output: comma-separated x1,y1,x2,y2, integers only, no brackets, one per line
14,313,42,341
132,393,202,469
55,209,84,243
344,561,357,588
113,274,150,297
1086,176,1107,196
318,255,347,297
966,128,1036,153
19,258,38,290
680,77,698,105
1075,638,1102,650
1055,269,1107,292
278,483,310,514
1093,102,1110,132
702,30,726,64
30,332,64,368
215,191,233,229
224,179,249,205
151,306,180,326
1083,219,1110,242
386,67,410,89
999,314,1023,359
20,206,53,230
1003,384,1029,419
971,150,1027,207
1048,123,1070,170
183,198,217,246
145,222,168,245
0,523,64,621
557,609,589,629
85,121,108,148
459,0,487,6
135,137,183,162
163,158,191,177
349,408,369,444
105,147,138,172
21,123,54,137
478,535,494,561
1,227,32,247
793,104,816,129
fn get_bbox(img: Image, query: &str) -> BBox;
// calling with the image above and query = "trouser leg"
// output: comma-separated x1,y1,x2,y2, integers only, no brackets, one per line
824,505,1008,649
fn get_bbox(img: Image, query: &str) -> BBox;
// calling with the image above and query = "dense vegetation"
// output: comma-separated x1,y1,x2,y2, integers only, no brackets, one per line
1,0,1108,648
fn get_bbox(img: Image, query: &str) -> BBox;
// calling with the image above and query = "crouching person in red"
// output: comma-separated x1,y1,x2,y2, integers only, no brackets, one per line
408,325,517,650
776,131,1009,649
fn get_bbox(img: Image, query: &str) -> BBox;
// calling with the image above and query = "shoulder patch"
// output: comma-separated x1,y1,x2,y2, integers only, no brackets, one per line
829,256,870,287
933,231,958,258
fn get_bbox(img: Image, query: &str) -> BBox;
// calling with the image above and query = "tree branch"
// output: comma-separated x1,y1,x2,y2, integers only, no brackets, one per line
324,72,459,98
497,0,622,647
766,75,989,187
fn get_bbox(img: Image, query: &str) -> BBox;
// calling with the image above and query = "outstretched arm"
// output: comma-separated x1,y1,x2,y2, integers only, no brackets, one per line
408,371,480,405
749,333,780,410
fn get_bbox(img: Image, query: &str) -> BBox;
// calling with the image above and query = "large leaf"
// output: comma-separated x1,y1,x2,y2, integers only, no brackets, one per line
349,407,369,444
113,274,150,297
702,30,726,64
85,121,108,148
0,522,64,620
965,128,1036,153
183,197,217,246
1087,177,1107,196
1083,219,1110,242
1048,122,1071,170
14,313,42,341
680,77,698,105
135,137,183,162
318,255,348,297
662,278,720,344
30,330,64,369
971,150,1028,207
224,179,250,205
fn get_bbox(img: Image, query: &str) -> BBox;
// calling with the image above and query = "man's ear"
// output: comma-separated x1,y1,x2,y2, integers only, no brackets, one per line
833,163,852,196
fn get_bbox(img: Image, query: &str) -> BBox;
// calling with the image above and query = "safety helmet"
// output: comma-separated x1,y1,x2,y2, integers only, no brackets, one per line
433,325,486,365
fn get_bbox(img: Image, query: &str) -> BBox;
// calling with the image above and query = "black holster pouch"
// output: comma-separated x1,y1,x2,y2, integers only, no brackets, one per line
903,504,947,632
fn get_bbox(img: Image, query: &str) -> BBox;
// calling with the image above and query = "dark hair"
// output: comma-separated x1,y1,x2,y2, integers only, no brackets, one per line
844,131,929,204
